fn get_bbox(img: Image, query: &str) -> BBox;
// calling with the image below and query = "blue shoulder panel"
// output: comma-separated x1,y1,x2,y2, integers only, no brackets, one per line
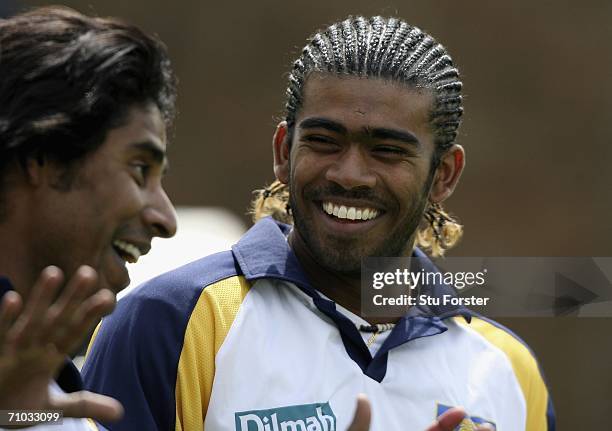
82,251,241,431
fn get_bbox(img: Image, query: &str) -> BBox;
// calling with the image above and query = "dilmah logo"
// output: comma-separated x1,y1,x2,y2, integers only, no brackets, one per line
235,402,336,431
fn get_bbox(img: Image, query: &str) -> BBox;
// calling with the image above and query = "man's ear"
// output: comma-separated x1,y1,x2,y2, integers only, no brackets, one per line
23,154,70,190
23,153,47,187
429,145,465,203
273,121,291,184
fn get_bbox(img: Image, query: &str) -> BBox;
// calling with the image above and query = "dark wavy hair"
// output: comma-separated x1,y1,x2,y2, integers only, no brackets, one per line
0,6,176,201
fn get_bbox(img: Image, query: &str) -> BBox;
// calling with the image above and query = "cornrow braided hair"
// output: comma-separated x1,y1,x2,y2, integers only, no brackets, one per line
251,16,464,257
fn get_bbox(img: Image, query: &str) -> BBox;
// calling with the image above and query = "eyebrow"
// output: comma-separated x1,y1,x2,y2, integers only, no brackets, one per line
298,116,420,147
298,117,347,134
130,141,169,173
367,127,420,146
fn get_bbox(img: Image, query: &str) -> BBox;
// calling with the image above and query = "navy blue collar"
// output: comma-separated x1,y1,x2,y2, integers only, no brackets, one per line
232,217,472,382
232,217,313,292
232,217,471,319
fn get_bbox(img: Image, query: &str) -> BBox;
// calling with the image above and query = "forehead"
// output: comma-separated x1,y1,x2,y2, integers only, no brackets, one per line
298,73,434,136
103,103,167,152
67,103,168,181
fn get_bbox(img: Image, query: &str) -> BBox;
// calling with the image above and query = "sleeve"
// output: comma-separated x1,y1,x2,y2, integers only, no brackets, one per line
82,271,250,431
174,276,250,430
459,316,556,431
82,283,190,431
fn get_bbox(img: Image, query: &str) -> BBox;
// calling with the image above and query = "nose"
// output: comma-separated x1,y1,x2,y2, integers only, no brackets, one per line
143,187,177,238
325,145,376,190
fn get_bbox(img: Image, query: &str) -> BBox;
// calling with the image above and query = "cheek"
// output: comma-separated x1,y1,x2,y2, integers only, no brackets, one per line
381,167,430,205
290,154,325,185
115,187,147,217
86,184,145,233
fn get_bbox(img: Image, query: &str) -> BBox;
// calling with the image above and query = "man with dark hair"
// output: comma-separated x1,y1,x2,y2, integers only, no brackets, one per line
84,16,553,431
0,6,177,429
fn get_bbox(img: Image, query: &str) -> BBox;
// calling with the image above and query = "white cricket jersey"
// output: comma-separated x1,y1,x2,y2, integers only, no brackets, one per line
84,217,555,431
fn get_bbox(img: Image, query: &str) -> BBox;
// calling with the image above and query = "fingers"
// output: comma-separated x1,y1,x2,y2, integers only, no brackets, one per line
23,267,64,318
346,394,371,431
425,407,465,431
3,265,114,357
53,288,116,354
50,390,124,423
41,266,111,353
0,291,23,349
0,265,118,418
44,266,98,334
28,265,115,355
6,267,64,350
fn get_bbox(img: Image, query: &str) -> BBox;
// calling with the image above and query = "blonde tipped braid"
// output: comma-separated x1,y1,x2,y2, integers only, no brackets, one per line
416,202,463,257
250,180,293,224
250,184,462,257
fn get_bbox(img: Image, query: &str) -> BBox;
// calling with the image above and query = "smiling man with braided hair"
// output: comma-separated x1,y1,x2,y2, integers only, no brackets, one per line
84,16,554,431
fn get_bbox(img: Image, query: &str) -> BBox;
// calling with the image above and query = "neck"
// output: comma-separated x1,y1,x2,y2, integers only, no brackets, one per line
288,229,406,324
0,178,43,298
0,221,39,298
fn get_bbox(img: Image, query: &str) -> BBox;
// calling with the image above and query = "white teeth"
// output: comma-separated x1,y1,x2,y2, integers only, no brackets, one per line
113,240,141,263
321,202,381,221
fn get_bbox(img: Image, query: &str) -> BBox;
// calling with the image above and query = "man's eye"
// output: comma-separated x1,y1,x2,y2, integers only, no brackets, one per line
373,145,407,155
131,162,150,184
303,135,335,144
301,135,341,153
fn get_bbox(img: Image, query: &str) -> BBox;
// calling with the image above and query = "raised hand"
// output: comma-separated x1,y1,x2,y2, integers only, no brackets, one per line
0,265,123,422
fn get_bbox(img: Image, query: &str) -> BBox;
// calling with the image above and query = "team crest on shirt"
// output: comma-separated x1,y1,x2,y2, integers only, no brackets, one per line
436,404,496,430
235,402,336,431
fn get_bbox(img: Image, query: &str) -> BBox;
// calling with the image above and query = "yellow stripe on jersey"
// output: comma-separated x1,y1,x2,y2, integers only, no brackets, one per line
86,418,99,430
174,276,251,431
85,321,103,358
454,316,549,431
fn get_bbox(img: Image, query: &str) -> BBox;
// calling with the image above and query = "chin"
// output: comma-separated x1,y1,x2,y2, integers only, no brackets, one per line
325,262,362,277
100,273,130,294
315,245,364,275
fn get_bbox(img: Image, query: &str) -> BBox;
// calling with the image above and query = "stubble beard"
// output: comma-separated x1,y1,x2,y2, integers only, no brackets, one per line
289,176,432,277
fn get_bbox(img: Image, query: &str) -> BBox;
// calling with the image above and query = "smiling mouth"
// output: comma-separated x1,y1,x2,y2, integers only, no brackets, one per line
321,201,381,221
112,239,143,264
